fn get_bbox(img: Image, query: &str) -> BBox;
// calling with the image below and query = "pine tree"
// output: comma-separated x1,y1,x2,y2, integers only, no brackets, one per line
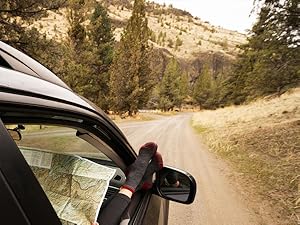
87,2,114,111
223,0,300,104
110,0,153,115
178,71,189,108
0,0,65,58
61,0,92,94
159,58,181,111
193,65,215,109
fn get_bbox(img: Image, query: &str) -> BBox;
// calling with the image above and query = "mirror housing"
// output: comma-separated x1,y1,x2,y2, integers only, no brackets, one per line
7,124,24,141
154,166,196,204
7,129,22,141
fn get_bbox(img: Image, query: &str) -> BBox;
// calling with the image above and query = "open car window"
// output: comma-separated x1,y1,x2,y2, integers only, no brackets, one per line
7,124,111,161
4,123,125,225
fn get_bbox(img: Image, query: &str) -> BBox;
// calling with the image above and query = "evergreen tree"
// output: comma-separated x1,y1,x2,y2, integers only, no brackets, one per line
60,0,92,94
110,0,153,115
223,0,299,104
0,0,65,58
159,58,181,111
86,2,114,111
193,65,215,109
178,71,189,109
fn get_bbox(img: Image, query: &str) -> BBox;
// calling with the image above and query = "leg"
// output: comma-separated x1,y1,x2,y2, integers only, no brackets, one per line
97,143,163,225
97,189,132,225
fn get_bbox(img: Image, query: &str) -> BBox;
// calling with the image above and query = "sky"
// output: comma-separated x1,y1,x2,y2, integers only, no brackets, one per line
150,0,258,33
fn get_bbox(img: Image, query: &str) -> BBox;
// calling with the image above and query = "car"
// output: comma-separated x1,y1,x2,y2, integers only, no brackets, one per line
0,41,196,225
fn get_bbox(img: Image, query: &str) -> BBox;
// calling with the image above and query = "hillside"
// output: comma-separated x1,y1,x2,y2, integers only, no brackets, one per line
32,0,246,61
192,88,300,225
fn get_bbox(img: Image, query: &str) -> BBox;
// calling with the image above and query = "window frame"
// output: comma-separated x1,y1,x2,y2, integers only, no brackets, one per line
0,104,131,170
0,110,128,224
0,99,154,224
0,118,62,225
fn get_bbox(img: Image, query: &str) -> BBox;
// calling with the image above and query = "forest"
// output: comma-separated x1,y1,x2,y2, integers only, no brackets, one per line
0,0,299,114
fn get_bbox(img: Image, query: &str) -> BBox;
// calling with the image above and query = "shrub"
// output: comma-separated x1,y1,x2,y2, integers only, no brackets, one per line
167,38,174,48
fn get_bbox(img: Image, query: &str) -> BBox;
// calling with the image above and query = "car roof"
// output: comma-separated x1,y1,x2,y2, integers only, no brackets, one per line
0,41,107,120
0,66,102,115
0,65,123,131
0,41,70,90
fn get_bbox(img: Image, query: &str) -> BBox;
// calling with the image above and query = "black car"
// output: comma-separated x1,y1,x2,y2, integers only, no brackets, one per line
0,41,196,225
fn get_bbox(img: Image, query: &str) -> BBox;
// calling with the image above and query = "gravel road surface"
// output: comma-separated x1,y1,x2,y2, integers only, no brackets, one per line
117,113,260,225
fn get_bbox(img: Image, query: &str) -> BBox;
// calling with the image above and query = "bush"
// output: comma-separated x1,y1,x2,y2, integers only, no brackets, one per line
167,38,174,48
175,37,183,47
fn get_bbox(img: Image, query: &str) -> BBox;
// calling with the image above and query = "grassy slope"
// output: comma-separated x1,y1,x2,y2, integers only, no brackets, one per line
32,4,246,60
192,88,300,225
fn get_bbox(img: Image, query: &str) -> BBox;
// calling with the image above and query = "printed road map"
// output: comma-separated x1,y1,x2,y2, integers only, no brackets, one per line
21,148,116,225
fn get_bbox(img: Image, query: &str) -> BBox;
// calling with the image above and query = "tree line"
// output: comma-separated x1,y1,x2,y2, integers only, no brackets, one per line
195,0,299,108
1,0,299,114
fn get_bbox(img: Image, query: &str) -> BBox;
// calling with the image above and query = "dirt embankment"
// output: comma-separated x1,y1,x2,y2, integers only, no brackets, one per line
192,88,300,225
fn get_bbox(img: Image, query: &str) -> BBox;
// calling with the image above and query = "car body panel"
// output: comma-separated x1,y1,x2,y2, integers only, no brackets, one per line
141,195,169,225
0,41,70,89
0,67,91,108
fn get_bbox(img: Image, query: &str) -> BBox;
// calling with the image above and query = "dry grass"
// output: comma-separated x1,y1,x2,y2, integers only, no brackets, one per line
32,4,246,60
108,112,155,122
108,4,246,59
192,88,300,225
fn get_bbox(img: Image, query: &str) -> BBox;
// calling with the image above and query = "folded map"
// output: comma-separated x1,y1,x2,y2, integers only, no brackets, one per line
20,148,116,225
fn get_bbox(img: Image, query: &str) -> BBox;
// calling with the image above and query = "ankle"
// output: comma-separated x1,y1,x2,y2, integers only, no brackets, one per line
119,187,133,199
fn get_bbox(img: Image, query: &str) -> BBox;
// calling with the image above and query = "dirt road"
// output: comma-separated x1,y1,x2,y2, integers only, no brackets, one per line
117,113,261,225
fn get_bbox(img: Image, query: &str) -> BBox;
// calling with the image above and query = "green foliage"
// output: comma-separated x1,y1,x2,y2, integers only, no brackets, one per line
109,0,154,115
60,0,92,94
87,2,114,111
0,0,65,57
48,1,115,112
175,37,183,51
156,31,167,46
149,29,156,42
222,0,300,104
193,65,220,109
167,38,174,48
179,71,189,105
159,58,187,111
161,32,166,45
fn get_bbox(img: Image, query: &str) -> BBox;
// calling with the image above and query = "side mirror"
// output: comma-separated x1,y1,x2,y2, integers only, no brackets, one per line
7,129,22,141
7,125,25,141
154,166,196,204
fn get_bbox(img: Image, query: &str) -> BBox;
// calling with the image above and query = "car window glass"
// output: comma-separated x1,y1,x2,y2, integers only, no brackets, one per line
5,124,123,225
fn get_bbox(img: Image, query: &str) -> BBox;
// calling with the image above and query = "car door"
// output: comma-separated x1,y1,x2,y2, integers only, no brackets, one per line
0,117,129,225
0,118,61,225
0,109,164,225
